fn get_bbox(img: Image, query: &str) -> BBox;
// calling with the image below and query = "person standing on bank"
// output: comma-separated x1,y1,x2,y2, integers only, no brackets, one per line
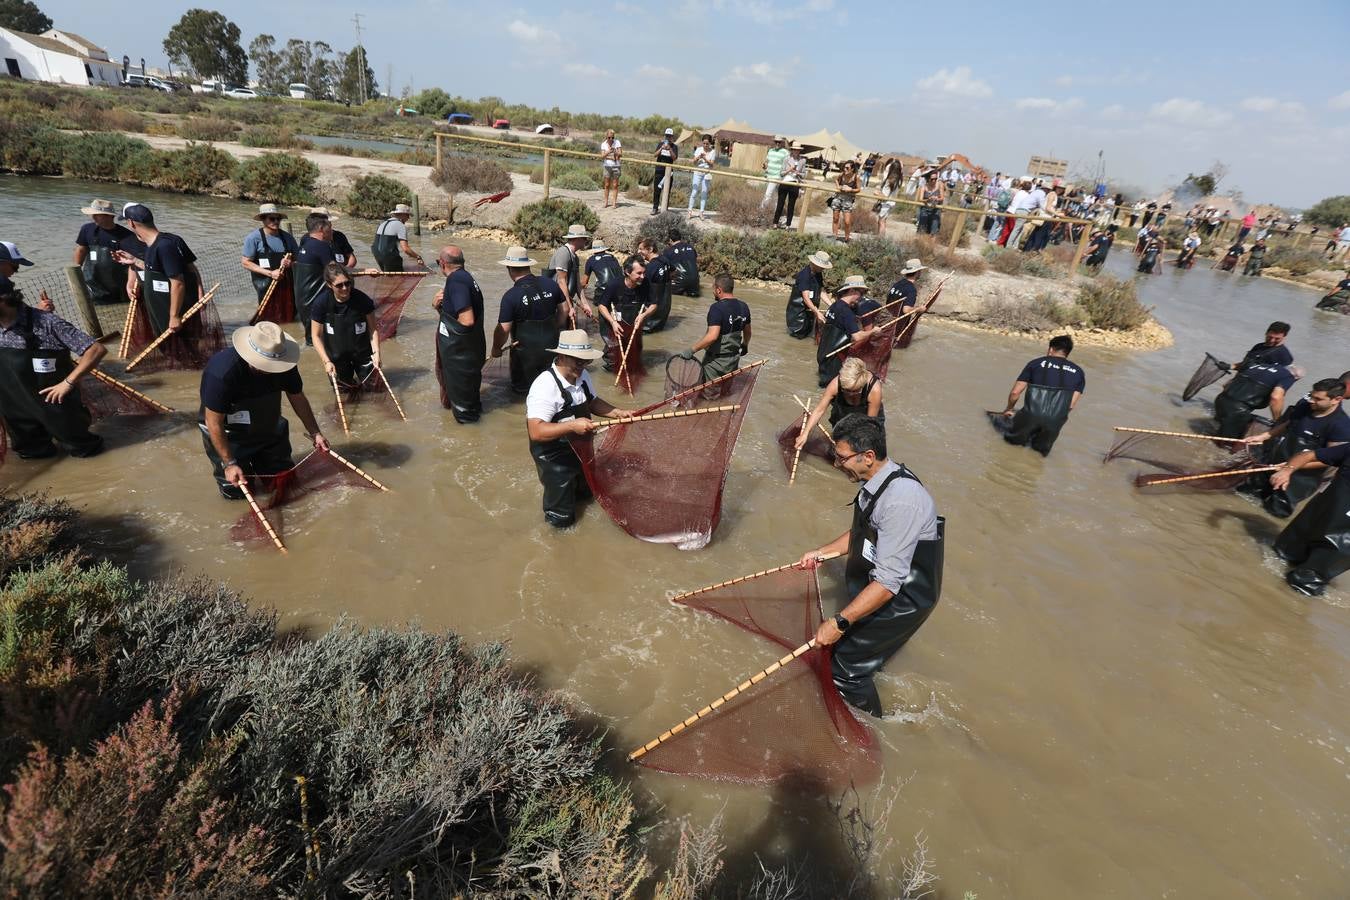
595,255,651,372
993,334,1085,456
817,274,878,388
491,246,569,394
547,224,594,322
774,141,808,229
1213,361,1301,439
916,170,946,236
797,415,943,717
797,357,885,453
311,208,357,269
241,204,298,321
433,245,486,423
688,133,716,219
636,237,673,333
1243,378,1350,517
73,198,141,305
678,273,750,382
199,321,328,500
371,203,424,272
115,204,202,338
600,129,623,209
292,214,338,345
0,275,106,459
786,249,832,339
310,263,379,387
652,129,679,215
580,240,622,304
525,329,633,528
1269,439,1350,596
830,160,862,242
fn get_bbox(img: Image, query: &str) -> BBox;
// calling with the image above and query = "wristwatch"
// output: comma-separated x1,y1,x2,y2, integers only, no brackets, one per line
833,614,851,633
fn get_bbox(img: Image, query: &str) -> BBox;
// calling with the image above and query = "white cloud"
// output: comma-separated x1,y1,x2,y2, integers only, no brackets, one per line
1328,90,1350,110
636,64,675,80
916,66,992,99
1014,97,1083,117
564,62,609,78
726,61,788,88
1053,74,1074,87
506,20,544,42
1099,104,1125,120
1241,96,1304,117
1149,97,1231,128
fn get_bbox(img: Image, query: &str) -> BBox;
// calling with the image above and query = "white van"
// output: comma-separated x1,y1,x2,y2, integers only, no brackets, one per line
288,83,312,100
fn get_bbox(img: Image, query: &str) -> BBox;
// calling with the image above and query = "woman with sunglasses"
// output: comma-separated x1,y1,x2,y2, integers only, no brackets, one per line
309,263,380,387
795,357,885,453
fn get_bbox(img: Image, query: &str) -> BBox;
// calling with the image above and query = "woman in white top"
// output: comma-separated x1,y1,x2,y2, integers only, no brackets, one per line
688,134,716,218
599,130,622,208
875,167,903,237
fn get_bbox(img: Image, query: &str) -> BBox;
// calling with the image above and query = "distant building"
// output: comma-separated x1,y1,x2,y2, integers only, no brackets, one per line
1027,155,1068,181
0,26,121,86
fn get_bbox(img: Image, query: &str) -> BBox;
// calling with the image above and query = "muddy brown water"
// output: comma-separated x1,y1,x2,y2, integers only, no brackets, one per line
3,177,1348,896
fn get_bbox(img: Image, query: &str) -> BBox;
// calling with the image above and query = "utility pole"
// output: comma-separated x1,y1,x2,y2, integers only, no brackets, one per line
352,13,367,104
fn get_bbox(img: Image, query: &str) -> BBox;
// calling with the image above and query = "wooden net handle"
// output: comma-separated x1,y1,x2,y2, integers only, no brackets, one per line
331,373,350,436
124,282,221,371
239,481,287,554
664,359,766,406
1113,426,1247,443
372,365,407,421
89,369,174,413
1139,465,1278,486
594,404,738,429
250,253,292,323
669,550,843,602
325,448,390,492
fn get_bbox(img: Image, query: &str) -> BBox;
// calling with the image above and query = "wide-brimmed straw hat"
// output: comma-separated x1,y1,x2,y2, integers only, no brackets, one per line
807,250,833,269
497,245,537,267
789,141,804,151
253,203,287,221
548,328,603,361
309,206,340,221
901,258,928,275
232,322,301,374
81,198,115,216
564,224,590,241
589,240,609,253
839,274,868,292
387,203,413,216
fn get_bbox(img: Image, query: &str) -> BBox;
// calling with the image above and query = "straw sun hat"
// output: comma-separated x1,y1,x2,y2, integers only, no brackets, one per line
232,322,301,374
839,274,868,292
548,328,602,361
497,245,537,267
807,250,833,269
81,198,115,216
253,203,287,221
901,258,928,275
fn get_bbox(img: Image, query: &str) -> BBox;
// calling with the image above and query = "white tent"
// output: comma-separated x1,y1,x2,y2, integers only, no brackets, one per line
535,123,555,134
790,128,870,163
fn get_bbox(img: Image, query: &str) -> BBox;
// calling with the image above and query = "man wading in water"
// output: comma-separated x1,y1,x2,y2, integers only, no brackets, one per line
797,415,944,716
491,246,569,395
370,203,424,272
241,203,297,321
434,246,487,423
993,334,1085,456
114,204,203,341
785,249,832,339
677,273,751,383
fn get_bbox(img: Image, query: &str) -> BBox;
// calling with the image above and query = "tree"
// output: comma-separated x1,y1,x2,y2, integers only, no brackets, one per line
163,9,247,84
1180,172,1216,197
1304,196,1350,227
248,34,287,94
0,0,50,32
278,39,335,99
337,46,377,104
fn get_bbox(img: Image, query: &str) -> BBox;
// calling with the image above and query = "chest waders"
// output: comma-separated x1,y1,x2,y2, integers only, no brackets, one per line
511,317,560,395
371,219,404,271
437,308,486,423
1275,476,1350,597
1255,425,1332,518
0,309,100,457
830,376,884,427
82,237,126,304
198,385,292,493
1001,384,1073,456
816,315,851,388
833,466,944,717
601,290,644,374
786,274,819,339
699,328,744,383
249,229,297,322
1316,287,1350,312
670,246,700,297
529,369,593,527
1214,374,1275,439
590,256,621,302
143,263,197,336
322,297,374,386
642,273,673,333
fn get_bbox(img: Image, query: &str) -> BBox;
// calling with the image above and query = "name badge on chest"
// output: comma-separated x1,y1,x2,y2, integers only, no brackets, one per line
335,253,346,263
258,258,271,269
31,358,57,374
226,409,252,425
152,279,169,292
861,538,878,564
438,320,449,337
354,321,367,334
137,270,145,282
89,250,98,261
325,323,335,334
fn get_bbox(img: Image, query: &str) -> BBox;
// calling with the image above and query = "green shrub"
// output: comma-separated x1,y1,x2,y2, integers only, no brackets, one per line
117,147,169,186
1030,292,1085,326
61,132,151,181
432,155,514,194
238,126,313,150
176,117,239,142
552,168,601,191
639,211,700,247
346,174,412,219
1021,256,1059,278
159,143,237,193
0,494,79,581
1075,275,1152,330
510,198,600,247
65,101,145,133
0,124,67,175
234,152,318,205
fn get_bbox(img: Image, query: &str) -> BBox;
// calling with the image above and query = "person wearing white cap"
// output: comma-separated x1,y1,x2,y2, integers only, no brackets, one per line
652,129,679,215
0,241,54,312
817,274,878,388
525,328,633,527
241,204,298,320
199,321,329,500
787,249,832,339
311,208,357,269
371,203,423,271
73,199,142,305
491,246,569,394
546,224,595,320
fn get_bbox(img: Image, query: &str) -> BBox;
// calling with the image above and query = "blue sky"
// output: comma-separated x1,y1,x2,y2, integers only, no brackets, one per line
43,0,1350,207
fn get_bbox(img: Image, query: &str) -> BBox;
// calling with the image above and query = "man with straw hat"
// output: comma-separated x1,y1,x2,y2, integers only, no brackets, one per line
241,203,298,318
817,274,879,388
199,321,329,500
787,249,832,339
886,258,926,315
547,224,595,320
526,327,633,528
73,198,141,305
371,203,423,272
491,245,569,394
310,207,357,269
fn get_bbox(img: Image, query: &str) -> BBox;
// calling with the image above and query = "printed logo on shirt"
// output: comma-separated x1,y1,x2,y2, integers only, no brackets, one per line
31,358,57,374
354,321,367,334
326,323,335,334
335,254,345,263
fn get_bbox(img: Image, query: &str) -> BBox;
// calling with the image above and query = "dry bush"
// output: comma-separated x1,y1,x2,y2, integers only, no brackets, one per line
979,297,1054,332
0,494,78,580
850,206,881,235
714,181,774,228
982,245,1024,275
1264,246,1328,276
1075,275,1152,329
653,816,724,900
432,155,514,194
932,247,987,275
177,117,239,142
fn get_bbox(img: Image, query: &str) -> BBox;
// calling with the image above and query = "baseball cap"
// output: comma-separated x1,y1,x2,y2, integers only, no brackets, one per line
0,241,33,267
664,128,674,135
118,203,154,224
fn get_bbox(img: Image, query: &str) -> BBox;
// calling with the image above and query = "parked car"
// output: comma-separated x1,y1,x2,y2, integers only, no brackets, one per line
224,86,258,100
493,119,511,130
122,73,172,92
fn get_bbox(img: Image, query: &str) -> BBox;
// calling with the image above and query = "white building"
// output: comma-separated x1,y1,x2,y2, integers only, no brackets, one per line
0,26,121,87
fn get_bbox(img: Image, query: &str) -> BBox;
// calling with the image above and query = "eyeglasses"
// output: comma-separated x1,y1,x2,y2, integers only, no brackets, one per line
263,216,281,223
833,449,867,467
331,281,352,289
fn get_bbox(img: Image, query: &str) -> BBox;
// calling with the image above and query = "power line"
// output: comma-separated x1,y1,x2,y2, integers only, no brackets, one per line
352,13,367,104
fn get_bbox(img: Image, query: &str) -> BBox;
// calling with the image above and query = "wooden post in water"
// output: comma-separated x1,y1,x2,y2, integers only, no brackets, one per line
63,265,104,338
1069,219,1092,271
947,211,968,252
542,149,552,200
412,194,421,236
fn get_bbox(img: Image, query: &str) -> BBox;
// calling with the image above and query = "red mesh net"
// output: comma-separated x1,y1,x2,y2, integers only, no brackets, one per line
248,274,297,325
574,364,761,550
632,563,881,788
122,293,225,372
1104,426,1263,491
664,355,704,398
231,450,381,547
81,372,172,419
775,417,835,475
355,273,428,340
326,367,405,432
842,319,900,381
607,323,646,395
893,279,946,351
1182,353,1230,401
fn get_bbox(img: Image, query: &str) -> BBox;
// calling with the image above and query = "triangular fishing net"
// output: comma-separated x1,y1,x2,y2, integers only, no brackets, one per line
775,416,836,474
327,367,405,432
230,450,381,547
632,562,881,789
1181,353,1231,401
893,280,945,351
573,364,761,550
122,293,225,372
355,272,427,340
607,323,647,395
1104,424,1263,491
843,319,900,381
248,274,297,326
81,372,173,419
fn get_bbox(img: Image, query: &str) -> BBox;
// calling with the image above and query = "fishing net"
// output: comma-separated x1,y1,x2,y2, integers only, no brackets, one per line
230,450,381,547
1181,353,1231,401
249,274,297,326
355,272,428,340
327,367,404,431
81,372,172,419
775,416,835,474
607,323,646,395
632,563,881,788
122,294,225,372
574,364,761,550
893,280,946,351
1103,425,1263,491
843,320,900,381
664,355,704,399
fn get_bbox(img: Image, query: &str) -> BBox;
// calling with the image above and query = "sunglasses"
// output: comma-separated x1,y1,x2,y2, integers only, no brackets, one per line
263,216,282,223
331,281,352,289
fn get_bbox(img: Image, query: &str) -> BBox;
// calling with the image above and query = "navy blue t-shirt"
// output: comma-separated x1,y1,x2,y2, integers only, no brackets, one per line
331,230,355,265
585,251,621,282
792,265,822,299
200,348,302,413
1313,440,1350,482
76,222,138,253
664,241,696,269
1242,363,1297,393
707,297,750,333
597,279,646,317
144,232,196,279
498,274,561,324
856,296,882,317
1017,355,1086,393
824,298,860,335
310,287,375,325
1241,341,1293,369
296,234,337,269
1282,401,1350,446
441,268,484,324
887,278,918,309
644,256,671,284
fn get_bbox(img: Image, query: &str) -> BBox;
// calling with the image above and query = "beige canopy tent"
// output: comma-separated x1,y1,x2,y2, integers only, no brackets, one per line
791,128,871,164
705,118,779,172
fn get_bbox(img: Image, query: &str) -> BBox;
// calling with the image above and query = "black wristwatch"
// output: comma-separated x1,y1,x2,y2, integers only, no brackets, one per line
833,614,851,633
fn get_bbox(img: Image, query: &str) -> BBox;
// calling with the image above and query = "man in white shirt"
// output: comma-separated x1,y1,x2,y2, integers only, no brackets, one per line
761,136,788,208
600,130,622,208
526,328,634,528
1004,178,1038,248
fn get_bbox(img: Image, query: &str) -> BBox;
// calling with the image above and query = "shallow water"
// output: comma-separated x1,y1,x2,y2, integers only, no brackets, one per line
2,176,1348,896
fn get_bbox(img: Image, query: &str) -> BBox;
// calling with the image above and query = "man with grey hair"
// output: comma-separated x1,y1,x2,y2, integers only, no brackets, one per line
434,244,486,423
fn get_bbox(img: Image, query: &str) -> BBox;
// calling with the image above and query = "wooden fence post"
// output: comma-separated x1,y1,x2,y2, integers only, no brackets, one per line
542,149,552,201
1069,219,1092,271
796,185,811,233
947,211,967,251
434,133,443,172
64,265,104,338
661,163,673,212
